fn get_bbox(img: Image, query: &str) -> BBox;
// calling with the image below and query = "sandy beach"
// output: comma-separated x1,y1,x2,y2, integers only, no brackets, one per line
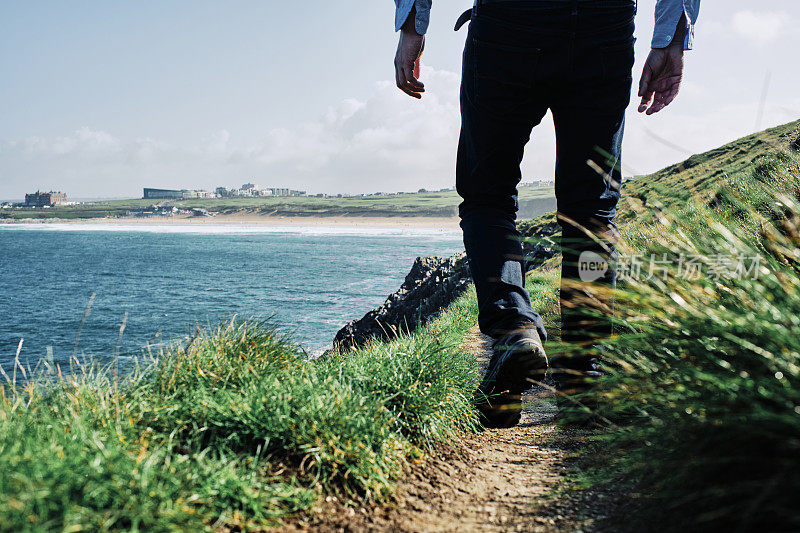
1,213,462,229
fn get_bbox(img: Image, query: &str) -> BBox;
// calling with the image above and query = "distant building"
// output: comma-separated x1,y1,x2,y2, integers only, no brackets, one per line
229,188,254,198
25,191,68,207
143,188,215,200
264,188,306,197
144,184,307,200
181,190,215,199
143,188,184,200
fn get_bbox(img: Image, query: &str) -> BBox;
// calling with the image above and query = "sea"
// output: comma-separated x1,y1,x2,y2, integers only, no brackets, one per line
0,223,463,372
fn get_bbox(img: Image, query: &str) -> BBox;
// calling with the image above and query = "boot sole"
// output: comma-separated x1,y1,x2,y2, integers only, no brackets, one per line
477,344,548,428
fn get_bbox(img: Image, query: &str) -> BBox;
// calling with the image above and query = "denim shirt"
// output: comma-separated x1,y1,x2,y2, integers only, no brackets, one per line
394,0,701,50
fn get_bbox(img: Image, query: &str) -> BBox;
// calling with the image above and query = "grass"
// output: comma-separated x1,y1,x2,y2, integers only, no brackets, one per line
0,187,555,220
541,120,800,530
0,292,481,531
616,119,800,228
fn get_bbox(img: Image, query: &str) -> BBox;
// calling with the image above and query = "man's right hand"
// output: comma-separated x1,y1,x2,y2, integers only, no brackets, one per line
394,14,425,99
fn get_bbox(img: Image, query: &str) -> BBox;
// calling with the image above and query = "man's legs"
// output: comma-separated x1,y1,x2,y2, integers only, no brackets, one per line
552,110,624,388
457,1,635,416
456,5,562,427
457,0,633,345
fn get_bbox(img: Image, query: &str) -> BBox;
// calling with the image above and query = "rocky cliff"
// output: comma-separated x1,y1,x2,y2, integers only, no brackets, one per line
332,253,472,352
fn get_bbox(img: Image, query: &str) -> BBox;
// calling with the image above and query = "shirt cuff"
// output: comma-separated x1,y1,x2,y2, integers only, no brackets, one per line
651,18,694,50
651,0,696,51
414,3,431,35
394,0,431,35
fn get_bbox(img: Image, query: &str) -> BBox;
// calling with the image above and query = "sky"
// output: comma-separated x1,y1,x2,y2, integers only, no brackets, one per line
1,0,799,200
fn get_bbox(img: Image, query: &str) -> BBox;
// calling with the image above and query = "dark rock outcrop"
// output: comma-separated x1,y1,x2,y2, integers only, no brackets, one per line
333,253,471,353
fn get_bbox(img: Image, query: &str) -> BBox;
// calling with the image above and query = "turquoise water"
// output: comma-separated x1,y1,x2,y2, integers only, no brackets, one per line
0,223,463,370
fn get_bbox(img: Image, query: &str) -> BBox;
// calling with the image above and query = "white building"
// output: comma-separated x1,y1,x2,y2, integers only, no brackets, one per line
181,189,215,199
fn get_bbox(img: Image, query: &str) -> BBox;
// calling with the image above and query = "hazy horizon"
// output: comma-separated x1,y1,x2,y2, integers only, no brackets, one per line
2,1,799,199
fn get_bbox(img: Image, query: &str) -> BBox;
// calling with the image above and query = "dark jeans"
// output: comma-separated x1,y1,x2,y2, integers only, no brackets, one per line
456,0,635,369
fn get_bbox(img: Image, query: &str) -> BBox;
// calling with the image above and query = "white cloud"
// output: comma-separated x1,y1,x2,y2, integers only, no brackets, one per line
204,130,230,154
6,127,122,157
731,10,788,45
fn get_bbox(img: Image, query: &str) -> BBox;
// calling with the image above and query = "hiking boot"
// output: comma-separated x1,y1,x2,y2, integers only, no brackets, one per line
475,324,548,428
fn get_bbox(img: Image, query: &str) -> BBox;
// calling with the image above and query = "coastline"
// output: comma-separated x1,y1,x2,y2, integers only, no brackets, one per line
0,213,462,229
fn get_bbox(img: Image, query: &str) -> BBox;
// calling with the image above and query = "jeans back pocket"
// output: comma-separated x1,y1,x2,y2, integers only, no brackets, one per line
470,37,542,120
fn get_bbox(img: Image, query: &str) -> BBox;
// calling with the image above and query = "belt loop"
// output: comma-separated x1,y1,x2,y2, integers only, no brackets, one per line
454,8,473,31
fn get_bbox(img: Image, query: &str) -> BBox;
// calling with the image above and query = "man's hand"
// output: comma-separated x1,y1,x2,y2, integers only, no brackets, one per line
637,44,684,115
394,14,425,99
638,15,688,115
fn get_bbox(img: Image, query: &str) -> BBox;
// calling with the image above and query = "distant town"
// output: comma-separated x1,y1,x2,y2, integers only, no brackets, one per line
141,180,555,200
143,183,307,200
0,180,556,210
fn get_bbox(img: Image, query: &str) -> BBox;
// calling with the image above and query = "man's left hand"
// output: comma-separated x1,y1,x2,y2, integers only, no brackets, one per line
637,43,684,115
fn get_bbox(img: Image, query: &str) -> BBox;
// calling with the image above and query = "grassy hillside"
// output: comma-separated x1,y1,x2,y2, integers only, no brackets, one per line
0,187,556,220
617,119,800,225
524,118,800,531
517,119,800,247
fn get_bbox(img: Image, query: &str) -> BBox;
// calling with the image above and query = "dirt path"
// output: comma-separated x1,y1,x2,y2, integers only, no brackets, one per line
289,327,614,532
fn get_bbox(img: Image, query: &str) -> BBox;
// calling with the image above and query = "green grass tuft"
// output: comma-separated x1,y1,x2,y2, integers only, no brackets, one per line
0,295,480,530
